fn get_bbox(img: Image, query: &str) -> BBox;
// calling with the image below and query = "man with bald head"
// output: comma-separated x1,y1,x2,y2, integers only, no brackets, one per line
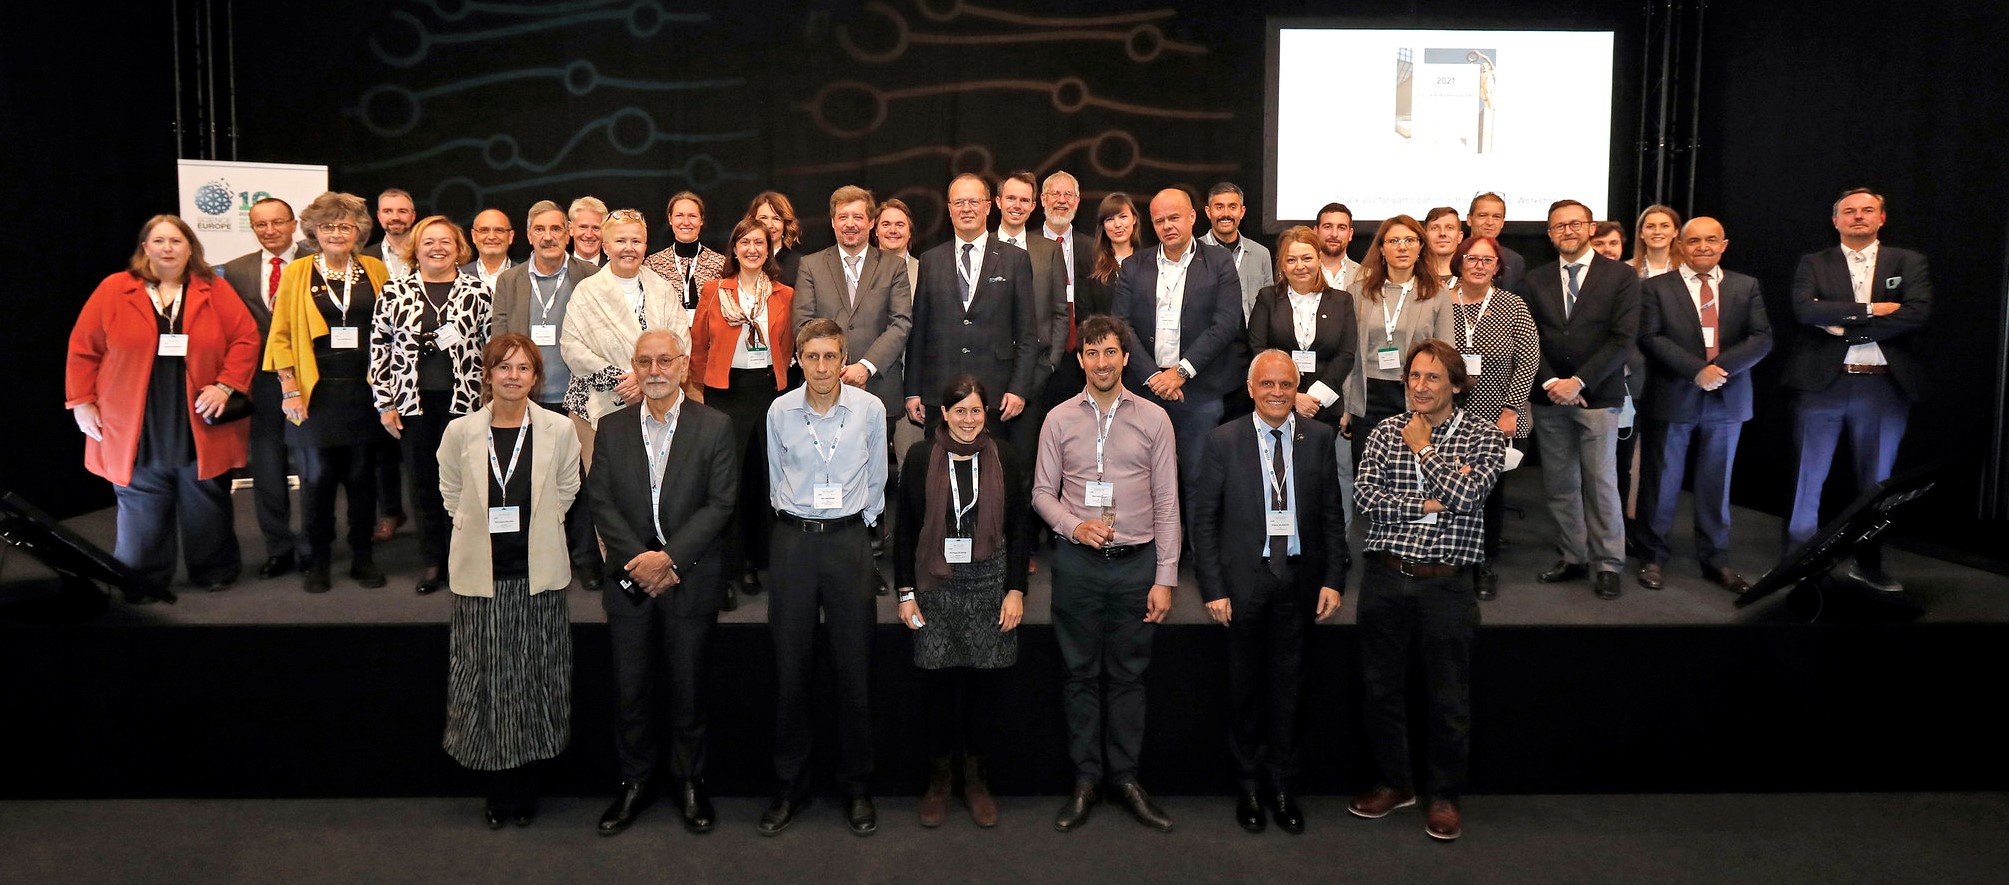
1635,217,1772,592
1110,187,1244,490
463,208,516,290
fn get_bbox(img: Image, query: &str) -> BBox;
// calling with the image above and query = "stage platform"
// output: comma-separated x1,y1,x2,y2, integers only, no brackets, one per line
5,469,2006,801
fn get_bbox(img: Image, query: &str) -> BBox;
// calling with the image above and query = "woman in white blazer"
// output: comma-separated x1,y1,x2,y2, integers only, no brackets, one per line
437,331,581,829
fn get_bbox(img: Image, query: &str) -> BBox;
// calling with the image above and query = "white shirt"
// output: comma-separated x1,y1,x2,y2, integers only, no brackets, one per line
1044,223,1077,304
380,241,411,280
1321,257,1360,291
953,231,990,305
1154,241,1197,370
1678,264,1721,315
1558,253,1592,315
1842,241,1887,366
614,272,645,314
475,257,512,292
1286,286,1341,408
995,227,1027,250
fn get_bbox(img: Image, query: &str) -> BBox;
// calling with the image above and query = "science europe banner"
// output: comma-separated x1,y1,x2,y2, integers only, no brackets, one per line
177,159,330,265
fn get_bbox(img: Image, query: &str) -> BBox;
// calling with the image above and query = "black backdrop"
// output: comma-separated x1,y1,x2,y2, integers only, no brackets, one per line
9,0,2006,560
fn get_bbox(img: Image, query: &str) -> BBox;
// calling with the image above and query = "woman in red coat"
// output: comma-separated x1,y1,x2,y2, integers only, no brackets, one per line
66,215,261,598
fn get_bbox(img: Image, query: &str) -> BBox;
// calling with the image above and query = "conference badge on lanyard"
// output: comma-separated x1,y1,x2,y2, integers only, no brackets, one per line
486,424,528,534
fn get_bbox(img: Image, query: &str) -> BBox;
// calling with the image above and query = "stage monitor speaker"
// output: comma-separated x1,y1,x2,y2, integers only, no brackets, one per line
1738,463,1942,623
1,490,166,620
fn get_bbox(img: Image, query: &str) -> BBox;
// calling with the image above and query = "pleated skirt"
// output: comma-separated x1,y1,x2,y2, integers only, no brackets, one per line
442,578,572,770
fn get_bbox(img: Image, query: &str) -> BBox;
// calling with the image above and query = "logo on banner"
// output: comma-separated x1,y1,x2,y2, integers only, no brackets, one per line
193,179,236,232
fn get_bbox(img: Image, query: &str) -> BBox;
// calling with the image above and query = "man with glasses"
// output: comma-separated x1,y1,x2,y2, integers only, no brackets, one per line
1315,203,1361,291
220,197,317,579
1039,171,1099,407
1467,193,1526,293
464,208,516,290
1522,199,1639,600
905,174,1038,445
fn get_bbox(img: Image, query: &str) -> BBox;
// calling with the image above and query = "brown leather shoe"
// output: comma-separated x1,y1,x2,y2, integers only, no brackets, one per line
371,514,405,543
963,757,998,828
1637,562,1665,590
1705,566,1751,594
1347,785,1416,819
1425,799,1462,840
918,756,951,828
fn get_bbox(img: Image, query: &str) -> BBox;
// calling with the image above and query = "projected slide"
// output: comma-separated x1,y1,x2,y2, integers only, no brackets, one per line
1268,27,1614,226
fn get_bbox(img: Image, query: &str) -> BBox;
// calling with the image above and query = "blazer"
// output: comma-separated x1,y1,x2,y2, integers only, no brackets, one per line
791,244,912,412
264,255,392,417
691,276,795,391
1189,415,1349,604
999,230,1071,390
1522,253,1640,409
371,272,493,416
1111,240,1245,401
1343,277,1457,415
218,240,317,337
558,267,691,426
66,271,261,484
1496,244,1528,295
490,255,600,337
588,399,739,617
1075,253,1125,322
1638,267,1773,424
1247,284,1357,421
906,236,1039,405
1782,244,1932,401
438,403,581,596
893,436,1033,595
1198,230,1274,320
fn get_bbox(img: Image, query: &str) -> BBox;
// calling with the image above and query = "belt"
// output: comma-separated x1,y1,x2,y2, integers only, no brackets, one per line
1843,364,1889,375
1375,552,1462,578
1083,541,1151,560
776,511,864,533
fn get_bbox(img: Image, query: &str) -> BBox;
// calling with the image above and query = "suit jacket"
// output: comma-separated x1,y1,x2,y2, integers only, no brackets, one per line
1782,244,1932,401
588,399,739,617
791,244,912,412
1497,244,1528,295
490,256,599,337
1246,284,1357,421
998,230,1071,389
906,237,1038,405
1523,253,1640,409
219,240,317,337
1111,240,1245,401
1639,267,1773,423
1199,230,1274,320
438,404,580,596
1189,416,1349,603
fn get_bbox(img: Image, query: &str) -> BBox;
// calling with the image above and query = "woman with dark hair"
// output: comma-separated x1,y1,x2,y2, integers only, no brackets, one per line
438,332,581,828
746,191,802,287
66,215,261,598
1344,215,1455,459
689,217,796,604
1246,225,1356,425
645,190,730,312
1077,192,1151,319
894,373,1031,829
1422,207,1462,287
1446,235,1540,599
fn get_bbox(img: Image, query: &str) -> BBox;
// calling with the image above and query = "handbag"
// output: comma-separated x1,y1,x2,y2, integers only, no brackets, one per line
201,389,253,425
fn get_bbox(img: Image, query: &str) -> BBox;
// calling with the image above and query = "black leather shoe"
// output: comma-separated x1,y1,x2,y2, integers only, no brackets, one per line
1235,792,1265,833
758,797,806,836
1595,570,1622,600
1117,781,1173,832
416,570,447,595
303,562,331,594
680,779,715,834
511,804,535,827
846,794,877,836
598,781,650,836
258,554,296,579
1839,560,1903,593
1054,781,1099,832
193,573,237,592
874,570,890,597
721,583,738,613
575,567,603,592
483,807,506,830
350,557,387,589
739,571,763,597
1537,561,1588,583
1474,563,1498,601
1271,791,1305,835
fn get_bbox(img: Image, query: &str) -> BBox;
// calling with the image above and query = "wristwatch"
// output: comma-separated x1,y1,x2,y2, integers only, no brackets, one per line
1175,365,1194,379
213,382,236,395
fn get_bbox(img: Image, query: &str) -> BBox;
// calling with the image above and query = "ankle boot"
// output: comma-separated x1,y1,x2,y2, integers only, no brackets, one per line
918,756,953,827
964,756,998,827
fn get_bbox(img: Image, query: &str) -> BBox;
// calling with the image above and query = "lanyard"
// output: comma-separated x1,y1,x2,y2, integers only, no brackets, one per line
1380,284,1410,342
1258,419,1291,504
145,282,183,327
1089,396,1122,478
947,453,980,534
1412,411,1465,484
1456,288,1495,351
804,409,845,483
641,407,678,540
486,422,529,491
318,255,356,324
531,265,567,321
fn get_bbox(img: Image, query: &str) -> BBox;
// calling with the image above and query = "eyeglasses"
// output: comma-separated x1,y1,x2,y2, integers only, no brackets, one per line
472,227,513,235
252,220,294,231
1383,237,1421,247
632,354,689,369
1462,256,1499,266
604,209,648,226
1042,190,1079,200
1547,220,1591,233
315,223,358,235
948,198,988,209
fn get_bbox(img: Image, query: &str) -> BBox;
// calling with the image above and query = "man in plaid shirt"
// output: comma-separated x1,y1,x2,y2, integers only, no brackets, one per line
1347,339,1503,843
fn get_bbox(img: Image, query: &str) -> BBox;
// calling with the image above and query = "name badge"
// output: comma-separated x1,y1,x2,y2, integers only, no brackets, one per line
1084,481,1114,508
944,537,973,563
156,334,189,357
812,482,844,509
1266,509,1296,537
1156,302,1179,332
1701,327,1716,349
1409,511,1440,526
487,506,521,533
1291,350,1317,373
1462,353,1483,376
1377,347,1400,370
745,345,771,369
530,324,558,346
433,323,464,350
330,326,360,349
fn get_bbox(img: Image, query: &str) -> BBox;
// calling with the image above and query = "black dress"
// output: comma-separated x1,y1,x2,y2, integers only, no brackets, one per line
288,268,382,448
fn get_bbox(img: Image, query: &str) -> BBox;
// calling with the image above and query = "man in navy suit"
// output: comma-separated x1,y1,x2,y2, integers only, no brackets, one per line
1781,188,1933,593
1634,217,1772,593
1110,187,1245,489
904,174,1039,446
1189,350,1347,836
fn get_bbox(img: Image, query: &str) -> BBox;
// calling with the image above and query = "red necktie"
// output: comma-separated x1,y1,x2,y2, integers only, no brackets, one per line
1053,233,1076,351
267,256,283,308
1698,273,1719,360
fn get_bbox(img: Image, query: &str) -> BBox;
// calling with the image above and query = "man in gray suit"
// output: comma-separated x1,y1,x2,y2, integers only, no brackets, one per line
218,197,316,578
492,199,605,587
994,171,1071,422
1198,182,1273,421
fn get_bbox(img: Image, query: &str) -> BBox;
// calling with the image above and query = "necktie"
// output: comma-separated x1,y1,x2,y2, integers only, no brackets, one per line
959,243,975,304
1269,428,1289,577
844,253,861,307
1698,272,1719,360
267,256,283,308
1564,264,1581,318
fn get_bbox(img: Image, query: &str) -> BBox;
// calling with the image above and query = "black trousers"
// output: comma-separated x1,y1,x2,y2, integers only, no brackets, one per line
608,594,717,783
924,667,1004,758
112,462,240,590
1357,555,1479,800
1482,438,1521,559
535,400,601,571
704,369,779,575
1227,568,1311,792
374,435,405,519
1051,540,1157,786
246,370,299,560
297,442,376,561
767,519,876,800
399,389,456,572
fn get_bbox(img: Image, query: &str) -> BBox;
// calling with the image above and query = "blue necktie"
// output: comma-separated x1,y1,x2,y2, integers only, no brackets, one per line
1564,264,1582,318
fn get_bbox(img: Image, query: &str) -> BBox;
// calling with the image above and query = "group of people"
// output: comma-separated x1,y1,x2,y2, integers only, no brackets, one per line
63,170,1927,842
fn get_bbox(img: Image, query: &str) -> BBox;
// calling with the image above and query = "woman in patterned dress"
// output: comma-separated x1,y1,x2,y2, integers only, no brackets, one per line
1446,235,1540,600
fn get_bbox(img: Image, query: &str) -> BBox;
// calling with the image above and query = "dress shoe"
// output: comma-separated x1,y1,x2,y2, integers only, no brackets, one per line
919,756,953,827
1271,791,1305,835
739,570,763,597
757,797,806,836
1348,785,1416,819
350,557,387,589
1474,563,1499,601
1536,561,1588,583
372,513,404,543
963,756,998,828
416,568,447,596
680,779,715,834
193,574,237,592
1704,565,1751,594
483,807,506,830
1116,781,1173,832
597,780,650,836
1636,562,1665,590
511,804,536,827
1053,781,1098,832
1425,799,1463,841
846,794,878,836
1595,570,1622,600
257,554,296,579
721,584,738,613
1839,560,1903,593
1235,791,1266,833
303,562,332,594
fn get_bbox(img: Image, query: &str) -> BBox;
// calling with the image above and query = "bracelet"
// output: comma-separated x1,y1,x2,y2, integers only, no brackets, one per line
213,382,235,395
1417,444,1437,459
282,390,302,400
898,591,916,603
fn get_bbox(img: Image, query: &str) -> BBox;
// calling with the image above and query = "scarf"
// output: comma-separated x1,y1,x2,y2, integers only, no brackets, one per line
917,424,1006,590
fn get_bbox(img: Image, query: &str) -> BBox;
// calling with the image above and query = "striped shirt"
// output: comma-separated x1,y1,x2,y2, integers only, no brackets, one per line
1355,408,1505,565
